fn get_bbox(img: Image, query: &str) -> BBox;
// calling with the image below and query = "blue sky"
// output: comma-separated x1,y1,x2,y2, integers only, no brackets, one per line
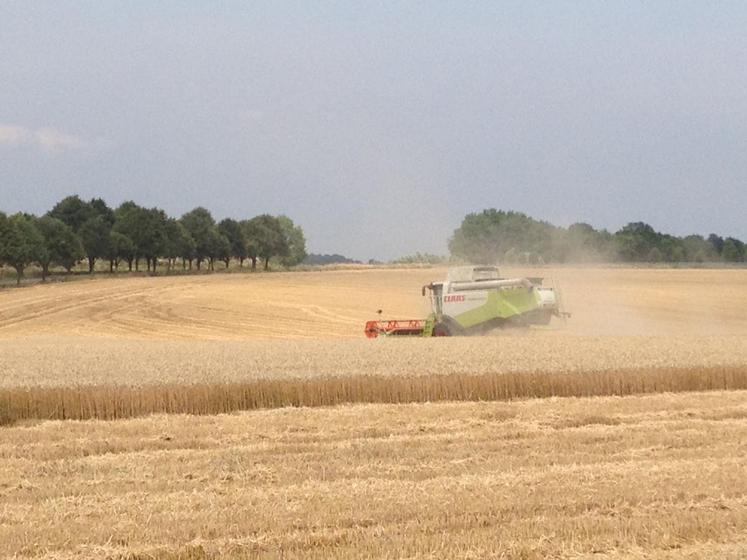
2,2,746,260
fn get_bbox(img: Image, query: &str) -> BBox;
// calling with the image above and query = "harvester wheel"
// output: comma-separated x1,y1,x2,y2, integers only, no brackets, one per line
432,323,451,337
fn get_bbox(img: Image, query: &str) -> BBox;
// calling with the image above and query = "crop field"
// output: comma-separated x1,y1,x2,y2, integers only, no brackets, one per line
2,392,747,559
2,266,747,341
1,266,747,558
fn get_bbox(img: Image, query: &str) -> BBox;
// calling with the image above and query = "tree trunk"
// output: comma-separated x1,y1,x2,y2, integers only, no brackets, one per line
223,258,230,268
264,257,270,270
88,257,95,273
239,258,244,268
109,260,114,273
196,259,201,270
15,265,23,285
251,257,257,270
41,262,50,282
127,258,133,271
135,258,140,272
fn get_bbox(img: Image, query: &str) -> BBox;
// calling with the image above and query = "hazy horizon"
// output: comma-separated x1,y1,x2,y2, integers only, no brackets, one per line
2,2,746,260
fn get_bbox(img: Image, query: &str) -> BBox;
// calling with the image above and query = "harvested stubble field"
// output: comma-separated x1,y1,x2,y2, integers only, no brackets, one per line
2,392,747,559
1,266,747,558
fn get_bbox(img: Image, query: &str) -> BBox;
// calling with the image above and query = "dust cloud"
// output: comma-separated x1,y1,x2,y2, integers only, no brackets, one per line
502,266,747,337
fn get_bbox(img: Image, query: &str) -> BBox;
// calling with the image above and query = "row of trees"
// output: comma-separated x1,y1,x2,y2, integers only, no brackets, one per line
0,195,306,284
449,209,746,264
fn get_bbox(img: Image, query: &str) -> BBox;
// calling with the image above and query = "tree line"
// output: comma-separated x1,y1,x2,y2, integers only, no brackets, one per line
0,195,306,284
449,209,746,265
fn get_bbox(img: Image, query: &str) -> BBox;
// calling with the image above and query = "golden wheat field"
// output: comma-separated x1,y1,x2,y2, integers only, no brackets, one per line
2,266,747,341
1,266,747,559
2,391,747,559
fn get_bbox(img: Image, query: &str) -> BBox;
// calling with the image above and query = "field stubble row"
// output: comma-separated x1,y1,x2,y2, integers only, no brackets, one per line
2,391,746,559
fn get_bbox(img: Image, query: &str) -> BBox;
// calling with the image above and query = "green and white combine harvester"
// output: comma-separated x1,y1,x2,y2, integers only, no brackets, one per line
364,266,568,337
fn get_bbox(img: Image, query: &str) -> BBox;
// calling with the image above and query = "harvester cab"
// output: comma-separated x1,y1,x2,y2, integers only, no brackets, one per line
365,266,567,338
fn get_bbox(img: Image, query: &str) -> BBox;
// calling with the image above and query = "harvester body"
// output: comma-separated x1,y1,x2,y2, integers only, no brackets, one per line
365,266,564,337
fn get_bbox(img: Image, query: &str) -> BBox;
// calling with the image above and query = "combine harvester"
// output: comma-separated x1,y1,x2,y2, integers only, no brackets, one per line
365,266,568,337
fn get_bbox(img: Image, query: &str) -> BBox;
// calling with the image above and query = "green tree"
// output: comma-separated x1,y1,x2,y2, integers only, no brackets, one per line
113,202,149,271
56,198,115,274
140,208,168,272
614,222,660,262
0,212,8,270
47,195,94,232
449,209,503,264
449,208,741,265
35,216,83,279
657,234,685,262
646,246,664,263
708,234,725,256
722,237,745,262
89,198,115,226
180,207,216,270
276,215,307,267
79,216,111,273
106,231,135,272
241,219,261,270
242,215,289,270
682,235,717,262
392,252,445,265
217,218,247,266
565,223,616,262
207,228,231,270
0,214,45,284
449,209,556,264
163,219,195,270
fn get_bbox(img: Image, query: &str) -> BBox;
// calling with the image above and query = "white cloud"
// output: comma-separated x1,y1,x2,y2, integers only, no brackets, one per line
0,123,86,153
35,127,85,152
0,124,33,146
